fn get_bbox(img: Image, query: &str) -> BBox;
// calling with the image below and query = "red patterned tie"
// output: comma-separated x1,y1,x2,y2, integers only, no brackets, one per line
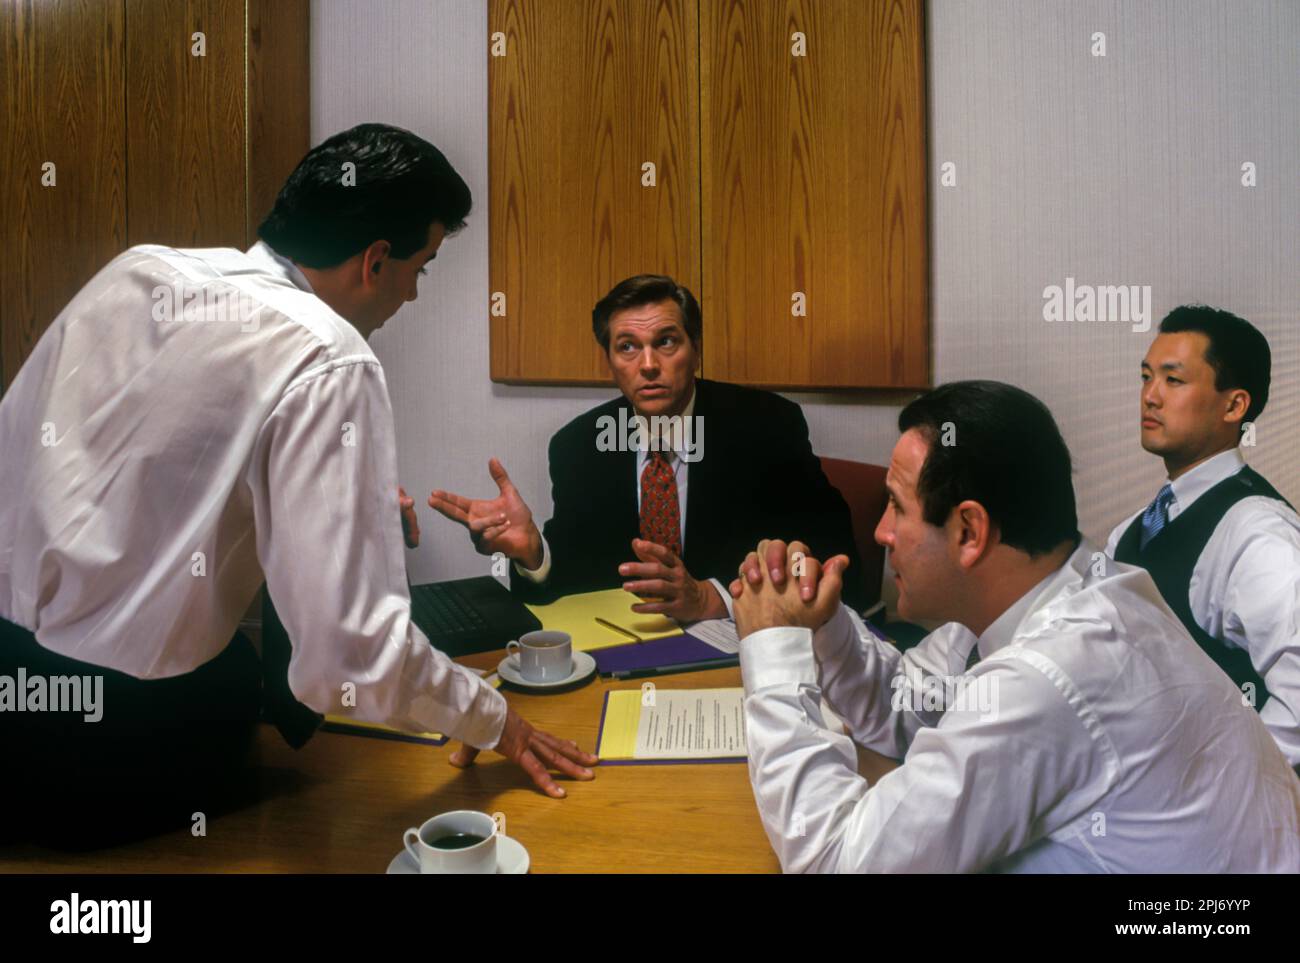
639,451,681,557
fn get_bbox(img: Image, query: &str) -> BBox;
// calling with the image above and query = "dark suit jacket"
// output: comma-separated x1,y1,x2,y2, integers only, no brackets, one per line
509,378,865,610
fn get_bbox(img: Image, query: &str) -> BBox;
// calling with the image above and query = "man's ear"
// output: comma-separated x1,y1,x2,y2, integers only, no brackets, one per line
952,500,992,571
1224,388,1250,427
360,240,392,287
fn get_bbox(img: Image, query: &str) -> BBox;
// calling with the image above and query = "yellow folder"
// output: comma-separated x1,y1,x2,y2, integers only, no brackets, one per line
525,588,681,652
596,687,748,763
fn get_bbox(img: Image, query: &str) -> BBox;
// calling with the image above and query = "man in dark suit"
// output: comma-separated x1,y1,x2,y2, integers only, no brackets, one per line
429,274,863,620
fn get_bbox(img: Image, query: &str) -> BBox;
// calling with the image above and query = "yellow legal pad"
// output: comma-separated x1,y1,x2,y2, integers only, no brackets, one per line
596,687,748,764
525,588,681,651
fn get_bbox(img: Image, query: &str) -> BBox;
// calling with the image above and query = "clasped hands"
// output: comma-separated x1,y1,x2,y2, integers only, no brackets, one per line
729,539,851,640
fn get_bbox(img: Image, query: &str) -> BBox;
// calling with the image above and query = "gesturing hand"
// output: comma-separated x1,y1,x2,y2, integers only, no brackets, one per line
449,708,598,798
619,538,728,623
398,486,420,549
730,539,850,639
428,458,544,568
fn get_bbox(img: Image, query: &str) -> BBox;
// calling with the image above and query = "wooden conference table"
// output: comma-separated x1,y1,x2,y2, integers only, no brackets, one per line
3,649,900,873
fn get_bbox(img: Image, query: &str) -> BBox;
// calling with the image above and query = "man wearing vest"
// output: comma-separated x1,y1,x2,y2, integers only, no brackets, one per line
1105,305,1300,768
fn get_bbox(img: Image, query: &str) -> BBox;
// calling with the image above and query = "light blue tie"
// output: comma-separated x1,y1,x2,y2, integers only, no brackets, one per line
1139,483,1176,549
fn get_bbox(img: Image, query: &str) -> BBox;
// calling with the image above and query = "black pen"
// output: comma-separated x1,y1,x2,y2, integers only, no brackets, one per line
606,656,738,681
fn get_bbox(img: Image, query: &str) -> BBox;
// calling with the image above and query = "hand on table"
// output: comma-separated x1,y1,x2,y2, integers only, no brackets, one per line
728,539,849,639
619,538,728,623
427,458,544,569
449,708,598,798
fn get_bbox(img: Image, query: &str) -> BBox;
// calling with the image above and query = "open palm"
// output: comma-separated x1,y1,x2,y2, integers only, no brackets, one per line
428,458,541,564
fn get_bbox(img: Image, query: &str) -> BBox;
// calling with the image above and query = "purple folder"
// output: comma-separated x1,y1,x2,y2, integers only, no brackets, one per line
591,631,738,676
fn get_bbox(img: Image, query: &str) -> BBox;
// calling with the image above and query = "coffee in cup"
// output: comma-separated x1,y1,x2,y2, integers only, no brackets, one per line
403,810,497,874
506,630,573,683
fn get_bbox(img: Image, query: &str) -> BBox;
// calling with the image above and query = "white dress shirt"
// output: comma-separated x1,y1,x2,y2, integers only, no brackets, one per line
739,539,1300,872
516,389,727,601
0,242,507,748
1105,448,1300,766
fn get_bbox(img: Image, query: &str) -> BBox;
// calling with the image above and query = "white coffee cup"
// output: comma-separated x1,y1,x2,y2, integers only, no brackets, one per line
506,630,573,683
403,810,498,874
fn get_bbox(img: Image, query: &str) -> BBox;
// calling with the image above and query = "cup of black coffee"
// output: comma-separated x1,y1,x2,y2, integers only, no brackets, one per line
403,810,497,873
430,832,488,850
506,630,573,682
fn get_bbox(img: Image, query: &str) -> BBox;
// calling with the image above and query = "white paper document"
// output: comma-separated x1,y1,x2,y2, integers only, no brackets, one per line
635,688,747,759
685,618,740,654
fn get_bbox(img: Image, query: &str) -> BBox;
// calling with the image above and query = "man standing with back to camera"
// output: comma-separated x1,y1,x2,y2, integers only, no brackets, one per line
0,123,596,841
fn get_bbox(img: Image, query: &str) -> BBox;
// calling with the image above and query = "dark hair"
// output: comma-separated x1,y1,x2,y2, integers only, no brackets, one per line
1158,305,1271,424
897,381,1079,557
591,275,702,351
258,123,472,269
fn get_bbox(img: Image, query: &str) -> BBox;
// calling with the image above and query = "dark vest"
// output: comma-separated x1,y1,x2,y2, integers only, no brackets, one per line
1114,465,1292,710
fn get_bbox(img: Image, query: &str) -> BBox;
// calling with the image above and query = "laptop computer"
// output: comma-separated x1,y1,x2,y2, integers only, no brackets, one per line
408,576,542,658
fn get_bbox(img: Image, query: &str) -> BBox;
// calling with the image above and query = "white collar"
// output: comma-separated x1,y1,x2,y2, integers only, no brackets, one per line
1167,448,1245,512
245,240,316,295
975,538,1090,660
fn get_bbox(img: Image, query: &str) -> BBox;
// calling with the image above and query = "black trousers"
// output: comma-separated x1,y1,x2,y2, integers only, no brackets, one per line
0,616,262,846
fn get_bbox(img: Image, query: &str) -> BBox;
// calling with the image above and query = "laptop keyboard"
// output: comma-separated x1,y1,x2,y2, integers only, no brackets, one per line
411,581,489,636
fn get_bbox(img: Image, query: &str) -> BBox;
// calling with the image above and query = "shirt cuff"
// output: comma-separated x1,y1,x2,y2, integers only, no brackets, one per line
739,625,818,693
456,670,510,750
809,604,859,666
512,534,551,583
708,578,734,620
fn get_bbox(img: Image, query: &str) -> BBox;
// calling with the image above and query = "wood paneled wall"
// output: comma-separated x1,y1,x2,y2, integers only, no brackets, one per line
1,0,128,393
246,0,311,246
488,0,928,390
488,0,701,384
0,0,309,392
125,0,247,247
701,0,928,389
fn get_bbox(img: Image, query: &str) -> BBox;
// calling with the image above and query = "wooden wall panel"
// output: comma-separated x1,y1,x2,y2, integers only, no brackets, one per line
1,0,127,392
701,0,928,389
125,0,246,248
489,0,701,384
1,0,308,393
246,0,310,243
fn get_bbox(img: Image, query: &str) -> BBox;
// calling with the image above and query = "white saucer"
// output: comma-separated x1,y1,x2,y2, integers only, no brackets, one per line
497,650,597,690
387,834,530,874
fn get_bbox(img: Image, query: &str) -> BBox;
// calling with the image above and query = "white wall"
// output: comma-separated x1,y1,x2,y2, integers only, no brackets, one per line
312,0,1299,591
